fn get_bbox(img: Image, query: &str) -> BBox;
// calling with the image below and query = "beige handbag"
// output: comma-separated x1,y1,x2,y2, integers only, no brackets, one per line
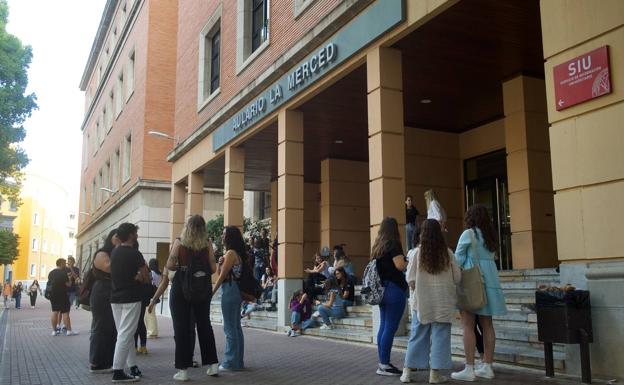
457,229,487,311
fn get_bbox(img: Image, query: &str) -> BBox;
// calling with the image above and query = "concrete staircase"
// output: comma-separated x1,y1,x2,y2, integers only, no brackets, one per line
208,268,565,372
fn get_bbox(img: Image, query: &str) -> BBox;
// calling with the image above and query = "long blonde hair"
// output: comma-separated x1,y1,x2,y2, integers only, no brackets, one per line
180,215,209,251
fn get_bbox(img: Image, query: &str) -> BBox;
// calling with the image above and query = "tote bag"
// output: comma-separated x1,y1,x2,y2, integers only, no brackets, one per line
457,229,487,311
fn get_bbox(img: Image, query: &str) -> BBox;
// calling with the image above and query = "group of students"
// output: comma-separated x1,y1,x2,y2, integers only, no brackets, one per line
371,202,506,384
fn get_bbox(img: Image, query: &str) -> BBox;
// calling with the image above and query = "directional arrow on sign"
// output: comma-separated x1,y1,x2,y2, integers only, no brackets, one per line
558,99,565,107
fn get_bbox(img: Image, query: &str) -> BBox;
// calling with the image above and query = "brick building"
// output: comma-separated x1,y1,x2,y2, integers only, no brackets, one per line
165,0,624,380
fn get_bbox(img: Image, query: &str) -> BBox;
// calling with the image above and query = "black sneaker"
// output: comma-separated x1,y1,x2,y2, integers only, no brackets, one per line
129,366,142,378
112,370,138,383
90,365,113,373
376,363,402,376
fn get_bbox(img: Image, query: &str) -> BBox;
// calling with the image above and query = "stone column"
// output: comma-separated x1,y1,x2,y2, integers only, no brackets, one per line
276,109,305,328
367,46,408,341
186,172,204,217
224,146,245,231
503,75,557,269
170,182,186,241
270,180,278,239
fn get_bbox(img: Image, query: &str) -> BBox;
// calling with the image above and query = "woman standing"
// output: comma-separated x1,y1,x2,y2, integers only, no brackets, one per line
401,219,461,384
451,204,507,381
213,226,246,372
89,229,120,373
144,259,161,338
405,195,419,250
372,217,408,376
424,190,447,232
13,282,23,309
28,280,42,308
166,215,219,381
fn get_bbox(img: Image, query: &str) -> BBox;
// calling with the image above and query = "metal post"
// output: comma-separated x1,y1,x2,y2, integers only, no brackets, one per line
579,329,592,384
544,341,555,377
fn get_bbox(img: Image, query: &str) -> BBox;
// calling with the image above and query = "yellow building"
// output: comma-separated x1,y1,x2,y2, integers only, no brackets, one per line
2,174,74,284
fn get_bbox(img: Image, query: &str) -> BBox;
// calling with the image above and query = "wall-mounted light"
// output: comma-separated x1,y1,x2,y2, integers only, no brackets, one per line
79,211,91,216
148,130,179,144
99,187,116,194
420,99,432,104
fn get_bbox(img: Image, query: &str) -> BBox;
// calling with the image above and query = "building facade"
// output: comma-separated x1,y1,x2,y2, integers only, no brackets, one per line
166,0,624,380
1,174,75,284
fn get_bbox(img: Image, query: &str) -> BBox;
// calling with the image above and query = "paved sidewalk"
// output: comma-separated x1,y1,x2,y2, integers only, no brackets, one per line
0,300,589,385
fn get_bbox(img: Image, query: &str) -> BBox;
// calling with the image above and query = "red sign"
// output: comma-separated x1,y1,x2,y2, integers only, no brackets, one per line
553,46,612,111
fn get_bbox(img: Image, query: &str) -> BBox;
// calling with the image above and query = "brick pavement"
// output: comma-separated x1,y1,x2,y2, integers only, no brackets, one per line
0,301,588,385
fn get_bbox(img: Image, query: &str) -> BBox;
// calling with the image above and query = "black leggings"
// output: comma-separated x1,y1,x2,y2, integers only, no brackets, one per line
30,292,37,307
134,303,147,348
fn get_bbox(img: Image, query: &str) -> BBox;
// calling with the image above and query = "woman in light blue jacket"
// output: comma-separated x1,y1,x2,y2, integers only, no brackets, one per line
452,205,507,382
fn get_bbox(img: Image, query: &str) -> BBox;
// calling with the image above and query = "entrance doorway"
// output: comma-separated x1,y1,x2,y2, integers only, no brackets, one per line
464,150,512,270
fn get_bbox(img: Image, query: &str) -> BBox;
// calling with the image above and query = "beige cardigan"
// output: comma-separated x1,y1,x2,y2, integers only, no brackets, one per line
406,247,461,324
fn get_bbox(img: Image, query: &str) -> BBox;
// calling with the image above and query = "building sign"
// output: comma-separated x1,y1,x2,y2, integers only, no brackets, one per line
553,46,612,111
213,0,405,151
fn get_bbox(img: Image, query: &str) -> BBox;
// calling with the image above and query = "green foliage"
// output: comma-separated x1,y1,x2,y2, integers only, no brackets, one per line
244,217,270,242
205,214,224,258
0,0,37,202
0,229,18,265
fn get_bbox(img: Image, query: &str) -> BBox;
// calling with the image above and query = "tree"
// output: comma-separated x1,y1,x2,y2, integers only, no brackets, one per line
206,214,224,258
0,229,19,266
0,0,37,202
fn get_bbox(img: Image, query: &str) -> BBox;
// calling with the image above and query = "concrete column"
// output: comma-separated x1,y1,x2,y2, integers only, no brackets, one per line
186,172,204,217
367,46,409,340
503,76,557,269
170,183,186,241
270,180,278,239
276,109,305,328
224,146,245,231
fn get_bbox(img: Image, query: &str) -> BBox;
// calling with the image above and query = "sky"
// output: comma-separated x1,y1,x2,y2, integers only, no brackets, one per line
6,0,107,209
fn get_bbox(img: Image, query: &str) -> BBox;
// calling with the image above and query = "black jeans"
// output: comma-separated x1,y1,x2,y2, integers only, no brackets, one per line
89,280,117,368
170,277,218,369
30,292,37,307
134,303,147,348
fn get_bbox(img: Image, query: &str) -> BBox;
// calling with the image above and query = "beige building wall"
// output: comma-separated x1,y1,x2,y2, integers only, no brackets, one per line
304,183,321,268
321,159,370,275
541,0,624,379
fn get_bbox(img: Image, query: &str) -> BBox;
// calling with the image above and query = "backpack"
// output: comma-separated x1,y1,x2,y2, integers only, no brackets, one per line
236,256,263,302
181,247,213,304
44,281,53,300
360,258,385,305
78,267,96,309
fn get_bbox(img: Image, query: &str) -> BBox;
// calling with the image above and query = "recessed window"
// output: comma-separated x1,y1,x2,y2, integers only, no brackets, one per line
30,264,36,277
126,50,135,101
98,169,103,206
33,212,39,225
198,6,222,107
112,147,120,192
123,134,132,183
91,179,96,213
32,238,38,251
237,0,270,72
42,239,47,252
107,91,114,130
251,0,268,52
116,72,124,118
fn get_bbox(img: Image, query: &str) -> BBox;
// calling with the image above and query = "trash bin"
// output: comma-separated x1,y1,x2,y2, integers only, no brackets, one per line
536,290,593,383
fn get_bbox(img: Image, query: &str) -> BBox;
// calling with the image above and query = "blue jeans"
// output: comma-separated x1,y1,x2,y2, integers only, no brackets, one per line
290,312,314,330
14,293,21,309
254,265,264,282
221,281,244,370
406,223,416,250
404,312,452,369
318,305,345,326
377,281,407,365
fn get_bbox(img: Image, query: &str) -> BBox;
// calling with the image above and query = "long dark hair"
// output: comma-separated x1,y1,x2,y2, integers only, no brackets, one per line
419,219,450,274
333,266,349,289
148,258,161,275
99,229,118,254
371,217,403,260
465,204,498,253
223,226,247,261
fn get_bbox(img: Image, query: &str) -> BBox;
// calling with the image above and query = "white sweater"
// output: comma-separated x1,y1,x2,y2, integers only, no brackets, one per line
406,247,461,324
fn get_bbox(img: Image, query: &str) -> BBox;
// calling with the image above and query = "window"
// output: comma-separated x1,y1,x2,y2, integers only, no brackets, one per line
126,50,135,100
251,0,268,52
104,161,111,200
199,7,222,106
82,134,89,169
91,179,96,213
120,1,127,25
123,134,131,182
30,264,36,277
97,169,103,206
112,26,118,49
32,238,38,251
112,148,120,191
69,232,75,239
9,199,17,211
237,0,270,72
115,72,124,117
42,239,47,252
70,213,75,220
33,212,39,225
107,91,114,130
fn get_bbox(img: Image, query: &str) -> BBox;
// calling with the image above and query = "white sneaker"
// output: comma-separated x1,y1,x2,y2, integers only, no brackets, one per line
474,363,494,379
319,324,333,330
451,366,475,382
400,367,412,383
291,330,300,337
312,311,320,318
206,363,219,376
66,330,79,336
286,329,293,337
51,330,58,336
429,369,448,384
173,369,189,381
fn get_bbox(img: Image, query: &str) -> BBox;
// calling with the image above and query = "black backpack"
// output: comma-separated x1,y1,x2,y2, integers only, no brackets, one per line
236,256,263,302
181,247,213,304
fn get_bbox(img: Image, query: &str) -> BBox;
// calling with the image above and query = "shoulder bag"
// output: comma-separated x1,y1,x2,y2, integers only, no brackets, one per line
457,229,487,311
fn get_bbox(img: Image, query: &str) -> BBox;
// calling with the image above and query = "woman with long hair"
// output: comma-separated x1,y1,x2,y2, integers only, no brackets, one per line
28,279,42,308
371,217,408,376
401,219,460,384
213,225,246,371
166,214,219,381
89,228,121,373
14,282,23,309
144,259,161,338
451,205,507,381
316,266,354,329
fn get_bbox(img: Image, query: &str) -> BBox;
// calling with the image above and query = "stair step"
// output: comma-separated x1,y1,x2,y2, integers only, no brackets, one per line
303,327,373,343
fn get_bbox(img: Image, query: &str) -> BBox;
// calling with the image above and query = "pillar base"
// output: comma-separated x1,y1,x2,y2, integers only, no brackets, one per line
277,278,303,328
